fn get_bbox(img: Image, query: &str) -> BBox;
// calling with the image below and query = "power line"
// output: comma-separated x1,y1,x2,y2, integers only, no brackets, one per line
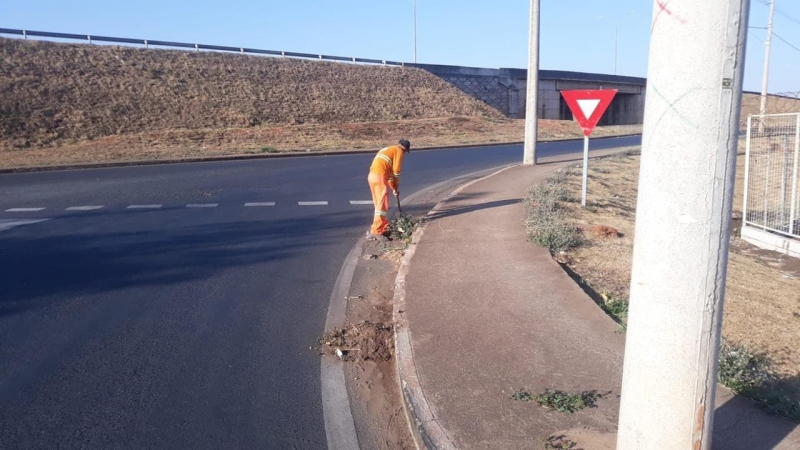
773,32,800,52
757,0,800,26
750,31,766,44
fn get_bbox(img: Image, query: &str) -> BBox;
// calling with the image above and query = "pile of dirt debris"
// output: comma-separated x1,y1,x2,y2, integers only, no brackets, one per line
320,321,394,362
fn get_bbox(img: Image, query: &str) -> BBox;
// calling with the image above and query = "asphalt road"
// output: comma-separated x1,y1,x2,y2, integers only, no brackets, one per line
0,136,640,449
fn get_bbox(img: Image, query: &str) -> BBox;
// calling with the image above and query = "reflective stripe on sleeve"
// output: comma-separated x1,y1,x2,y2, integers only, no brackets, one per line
374,211,387,216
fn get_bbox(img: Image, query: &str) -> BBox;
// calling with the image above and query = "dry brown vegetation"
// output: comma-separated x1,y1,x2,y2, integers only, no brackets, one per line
545,152,800,395
0,38,644,169
0,38,503,149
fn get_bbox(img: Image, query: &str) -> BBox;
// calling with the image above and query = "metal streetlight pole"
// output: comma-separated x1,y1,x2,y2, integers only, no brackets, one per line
598,10,634,75
413,0,418,64
760,0,776,115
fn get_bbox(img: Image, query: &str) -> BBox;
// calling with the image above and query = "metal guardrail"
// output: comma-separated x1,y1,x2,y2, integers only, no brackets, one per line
0,28,406,67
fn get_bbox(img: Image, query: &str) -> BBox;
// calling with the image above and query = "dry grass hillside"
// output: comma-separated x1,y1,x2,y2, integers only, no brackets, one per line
0,38,503,150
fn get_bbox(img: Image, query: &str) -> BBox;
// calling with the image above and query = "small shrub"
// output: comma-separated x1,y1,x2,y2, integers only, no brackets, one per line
600,293,628,325
718,343,772,395
259,146,278,153
529,219,581,253
533,389,601,413
525,171,581,253
717,343,800,422
761,390,800,422
510,390,535,402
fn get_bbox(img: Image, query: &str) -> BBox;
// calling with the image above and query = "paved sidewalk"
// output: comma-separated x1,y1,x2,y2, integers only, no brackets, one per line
397,164,800,449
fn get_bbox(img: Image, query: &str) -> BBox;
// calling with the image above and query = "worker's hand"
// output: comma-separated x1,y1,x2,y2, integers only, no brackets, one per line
393,189,399,197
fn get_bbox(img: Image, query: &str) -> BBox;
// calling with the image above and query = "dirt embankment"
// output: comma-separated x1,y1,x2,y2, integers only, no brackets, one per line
0,38,646,170
0,38,501,150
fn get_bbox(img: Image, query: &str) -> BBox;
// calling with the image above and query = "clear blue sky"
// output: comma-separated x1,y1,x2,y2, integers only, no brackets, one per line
3,0,799,93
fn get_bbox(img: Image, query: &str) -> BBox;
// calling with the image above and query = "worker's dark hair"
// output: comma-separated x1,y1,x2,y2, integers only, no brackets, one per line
399,139,411,152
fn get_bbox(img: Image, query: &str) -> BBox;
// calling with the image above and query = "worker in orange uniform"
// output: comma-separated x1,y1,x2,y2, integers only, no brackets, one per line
367,139,411,240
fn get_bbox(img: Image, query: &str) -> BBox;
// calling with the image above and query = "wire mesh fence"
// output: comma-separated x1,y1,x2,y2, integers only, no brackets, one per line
743,113,800,239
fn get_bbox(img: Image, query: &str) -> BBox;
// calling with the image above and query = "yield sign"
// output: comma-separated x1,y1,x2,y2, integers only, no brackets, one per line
560,90,618,137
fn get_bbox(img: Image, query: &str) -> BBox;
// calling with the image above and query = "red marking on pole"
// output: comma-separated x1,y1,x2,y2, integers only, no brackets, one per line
652,0,688,33
560,90,618,137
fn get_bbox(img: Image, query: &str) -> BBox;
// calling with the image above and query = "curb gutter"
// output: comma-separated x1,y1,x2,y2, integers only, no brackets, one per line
392,165,517,450
0,134,641,174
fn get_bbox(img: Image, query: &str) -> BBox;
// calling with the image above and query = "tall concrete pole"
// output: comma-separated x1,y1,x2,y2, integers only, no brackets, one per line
760,0,776,115
616,0,750,448
523,0,540,165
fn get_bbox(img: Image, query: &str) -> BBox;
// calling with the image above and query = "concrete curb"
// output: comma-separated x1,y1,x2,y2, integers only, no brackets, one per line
320,164,513,450
0,134,641,174
392,165,518,450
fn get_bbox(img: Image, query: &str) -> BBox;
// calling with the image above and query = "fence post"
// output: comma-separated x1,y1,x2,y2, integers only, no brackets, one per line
195,44,199,52
791,114,800,235
144,40,148,49
765,147,771,229
743,116,752,225
22,30,27,40
87,35,92,44
240,48,244,53
781,135,790,229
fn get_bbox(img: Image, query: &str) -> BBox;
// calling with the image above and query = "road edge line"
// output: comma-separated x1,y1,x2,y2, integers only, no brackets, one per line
392,164,518,450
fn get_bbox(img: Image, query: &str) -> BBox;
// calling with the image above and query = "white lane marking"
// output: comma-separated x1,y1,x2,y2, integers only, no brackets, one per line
349,201,373,205
66,206,104,211
186,203,218,208
0,218,51,232
245,202,276,207
127,204,163,209
298,201,329,206
5,207,45,212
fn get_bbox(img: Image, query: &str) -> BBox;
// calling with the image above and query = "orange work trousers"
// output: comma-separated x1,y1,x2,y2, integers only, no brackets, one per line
368,172,390,235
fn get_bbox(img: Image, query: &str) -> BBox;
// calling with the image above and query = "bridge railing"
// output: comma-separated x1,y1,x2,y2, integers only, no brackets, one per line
0,28,406,67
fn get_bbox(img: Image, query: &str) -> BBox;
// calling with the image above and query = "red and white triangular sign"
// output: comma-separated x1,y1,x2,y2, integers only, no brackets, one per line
560,90,618,137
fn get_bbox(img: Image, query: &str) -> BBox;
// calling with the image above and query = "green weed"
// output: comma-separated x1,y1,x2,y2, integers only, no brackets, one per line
513,388,601,413
389,214,421,243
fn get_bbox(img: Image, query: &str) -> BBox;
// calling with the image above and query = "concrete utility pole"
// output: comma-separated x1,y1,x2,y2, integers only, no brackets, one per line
616,0,750,448
760,0,776,115
523,0,540,165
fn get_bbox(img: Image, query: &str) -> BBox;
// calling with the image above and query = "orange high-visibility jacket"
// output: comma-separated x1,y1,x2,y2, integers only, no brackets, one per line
369,145,405,190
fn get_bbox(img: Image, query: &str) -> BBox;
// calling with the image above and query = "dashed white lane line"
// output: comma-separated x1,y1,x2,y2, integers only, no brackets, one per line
127,204,163,209
298,201,329,206
349,201,373,205
186,203,219,208
66,206,104,211
5,207,45,212
0,219,51,231
245,202,276,207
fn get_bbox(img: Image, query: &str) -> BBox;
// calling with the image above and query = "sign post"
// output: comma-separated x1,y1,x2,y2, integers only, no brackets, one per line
560,89,618,206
